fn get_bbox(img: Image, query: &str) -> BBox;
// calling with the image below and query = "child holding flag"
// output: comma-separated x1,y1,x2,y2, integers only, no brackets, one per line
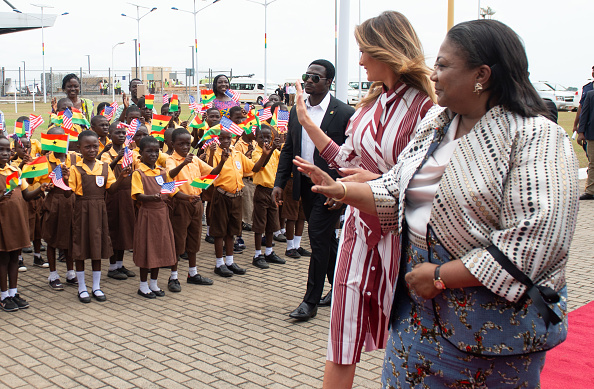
68,130,131,303
131,136,199,298
0,135,50,311
101,122,137,281
90,115,111,155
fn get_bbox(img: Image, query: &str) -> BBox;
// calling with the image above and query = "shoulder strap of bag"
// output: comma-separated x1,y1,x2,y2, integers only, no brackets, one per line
486,245,562,327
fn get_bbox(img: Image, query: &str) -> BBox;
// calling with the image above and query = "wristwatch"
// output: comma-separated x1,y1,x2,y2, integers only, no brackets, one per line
433,265,447,290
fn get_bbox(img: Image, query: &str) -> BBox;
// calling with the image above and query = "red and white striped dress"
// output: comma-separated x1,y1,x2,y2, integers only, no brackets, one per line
320,82,433,364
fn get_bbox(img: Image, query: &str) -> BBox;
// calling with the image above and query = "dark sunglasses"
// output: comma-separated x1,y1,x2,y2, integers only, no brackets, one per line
302,73,327,83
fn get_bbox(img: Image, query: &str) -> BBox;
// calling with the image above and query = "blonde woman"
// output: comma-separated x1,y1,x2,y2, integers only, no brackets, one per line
295,11,434,387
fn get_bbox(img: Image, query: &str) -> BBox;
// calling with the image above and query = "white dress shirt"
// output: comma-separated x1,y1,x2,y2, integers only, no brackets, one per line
302,92,331,164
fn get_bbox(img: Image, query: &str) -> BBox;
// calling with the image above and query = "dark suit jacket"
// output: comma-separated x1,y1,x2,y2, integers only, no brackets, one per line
579,90,594,140
274,94,355,200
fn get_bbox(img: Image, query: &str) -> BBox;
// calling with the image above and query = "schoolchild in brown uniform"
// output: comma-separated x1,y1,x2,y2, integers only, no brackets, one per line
250,124,285,269
166,128,221,292
34,127,79,289
0,136,49,311
202,108,222,244
210,129,272,277
68,130,131,303
101,122,136,281
131,136,200,298
90,115,111,155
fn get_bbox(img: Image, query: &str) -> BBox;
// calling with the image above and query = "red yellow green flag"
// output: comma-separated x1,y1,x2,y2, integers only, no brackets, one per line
5,171,19,192
189,115,208,130
21,156,49,178
169,94,179,112
70,108,90,127
240,113,259,135
270,109,278,127
63,127,79,142
145,94,155,110
200,89,215,104
41,133,69,153
50,113,63,125
200,124,221,143
151,114,172,132
190,174,218,189
15,120,27,137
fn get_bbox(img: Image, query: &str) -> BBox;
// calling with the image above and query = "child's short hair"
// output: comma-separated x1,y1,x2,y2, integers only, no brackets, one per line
78,130,99,143
57,98,71,110
138,136,159,151
270,102,287,115
256,123,273,138
91,115,107,126
229,106,243,117
109,121,122,133
96,102,110,116
161,103,170,115
171,128,190,143
47,126,65,135
206,107,220,116
16,116,28,123
126,105,141,116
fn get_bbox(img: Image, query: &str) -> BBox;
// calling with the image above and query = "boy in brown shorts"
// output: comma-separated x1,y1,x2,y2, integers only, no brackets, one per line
282,178,310,259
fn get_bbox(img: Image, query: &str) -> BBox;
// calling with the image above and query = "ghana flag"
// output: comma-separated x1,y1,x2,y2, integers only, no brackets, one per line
201,89,215,104
41,133,69,153
200,124,221,143
145,94,155,110
151,114,171,141
15,120,28,137
21,156,49,179
190,174,218,189
169,94,179,112
50,113,63,125
5,171,19,192
240,113,259,135
189,115,208,130
71,108,90,127
63,127,79,142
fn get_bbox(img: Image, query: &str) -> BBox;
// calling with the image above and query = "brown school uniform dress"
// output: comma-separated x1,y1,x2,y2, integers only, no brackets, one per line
71,163,113,260
132,169,177,269
0,171,30,252
105,158,135,250
27,195,43,241
41,154,77,249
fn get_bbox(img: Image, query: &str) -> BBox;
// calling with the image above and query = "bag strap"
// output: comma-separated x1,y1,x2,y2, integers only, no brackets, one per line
485,245,562,327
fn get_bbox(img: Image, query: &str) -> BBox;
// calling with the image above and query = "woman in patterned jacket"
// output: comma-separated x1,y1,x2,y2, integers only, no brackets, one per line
293,19,579,388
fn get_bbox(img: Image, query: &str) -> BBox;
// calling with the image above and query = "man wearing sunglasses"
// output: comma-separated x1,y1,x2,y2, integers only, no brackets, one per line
273,59,355,321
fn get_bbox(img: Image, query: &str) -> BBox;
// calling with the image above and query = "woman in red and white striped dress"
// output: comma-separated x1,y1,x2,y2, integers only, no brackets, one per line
297,11,434,387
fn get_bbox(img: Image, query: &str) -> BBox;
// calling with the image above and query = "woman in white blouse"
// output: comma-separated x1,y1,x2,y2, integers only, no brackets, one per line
293,20,579,387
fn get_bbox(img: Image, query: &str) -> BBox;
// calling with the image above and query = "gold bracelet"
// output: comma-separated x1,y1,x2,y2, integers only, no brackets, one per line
334,181,347,202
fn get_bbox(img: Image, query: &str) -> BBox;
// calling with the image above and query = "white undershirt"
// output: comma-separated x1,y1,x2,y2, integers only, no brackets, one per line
302,93,331,164
405,115,461,239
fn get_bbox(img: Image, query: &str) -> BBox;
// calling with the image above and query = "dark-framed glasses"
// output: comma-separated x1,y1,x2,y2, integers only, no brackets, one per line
302,73,327,83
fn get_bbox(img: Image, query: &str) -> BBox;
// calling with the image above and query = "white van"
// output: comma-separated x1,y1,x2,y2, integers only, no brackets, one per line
228,78,276,105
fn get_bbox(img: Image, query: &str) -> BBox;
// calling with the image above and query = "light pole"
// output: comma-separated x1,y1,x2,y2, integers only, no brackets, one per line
172,0,222,101
85,55,90,75
112,42,125,101
133,39,138,78
122,4,157,83
22,61,26,95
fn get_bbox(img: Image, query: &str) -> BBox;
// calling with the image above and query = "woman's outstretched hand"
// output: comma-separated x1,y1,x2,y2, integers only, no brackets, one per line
293,156,345,199
294,81,316,133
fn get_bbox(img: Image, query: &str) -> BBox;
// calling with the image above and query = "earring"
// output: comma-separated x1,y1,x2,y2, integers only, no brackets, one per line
473,82,483,95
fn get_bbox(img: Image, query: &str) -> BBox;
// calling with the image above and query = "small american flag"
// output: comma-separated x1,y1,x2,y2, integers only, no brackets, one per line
257,107,272,121
189,95,200,112
163,94,169,104
48,164,71,191
261,96,269,105
127,119,140,138
103,106,115,120
62,109,73,130
116,121,129,129
277,109,289,132
121,146,134,168
160,180,187,194
220,117,244,136
224,89,240,102
11,133,24,149
28,114,44,136
200,102,212,115
201,137,220,149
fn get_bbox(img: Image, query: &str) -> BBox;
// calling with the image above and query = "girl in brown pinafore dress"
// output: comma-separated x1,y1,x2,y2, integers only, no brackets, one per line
68,130,130,303
132,136,198,299
0,137,49,311
102,122,136,280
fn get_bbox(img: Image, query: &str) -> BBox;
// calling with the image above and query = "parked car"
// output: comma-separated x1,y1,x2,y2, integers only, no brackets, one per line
228,78,276,105
532,81,579,111
330,83,360,106
349,81,372,92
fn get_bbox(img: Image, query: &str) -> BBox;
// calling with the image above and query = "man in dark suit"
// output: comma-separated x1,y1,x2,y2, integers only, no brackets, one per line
578,89,594,200
273,59,355,321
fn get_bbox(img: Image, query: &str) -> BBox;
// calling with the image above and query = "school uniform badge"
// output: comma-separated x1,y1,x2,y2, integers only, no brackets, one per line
96,176,105,187
235,161,241,170
155,176,164,186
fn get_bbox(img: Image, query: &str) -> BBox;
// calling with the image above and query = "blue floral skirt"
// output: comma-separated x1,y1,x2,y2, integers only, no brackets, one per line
381,232,546,388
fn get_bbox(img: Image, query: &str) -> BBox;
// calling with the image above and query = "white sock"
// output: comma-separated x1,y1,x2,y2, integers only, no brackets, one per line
170,270,178,280
77,271,87,293
216,257,224,267
116,260,123,269
281,228,286,235
67,270,76,280
207,226,210,235
286,239,294,250
109,263,117,271
0,291,8,300
273,230,281,237
225,255,233,266
8,288,17,297
265,247,273,256
34,253,41,258
139,281,151,294
188,267,197,277
49,271,59,282
254,249,262,257
294,235,302,248
92,271,103,295
149,278,159,292
18,255,23,261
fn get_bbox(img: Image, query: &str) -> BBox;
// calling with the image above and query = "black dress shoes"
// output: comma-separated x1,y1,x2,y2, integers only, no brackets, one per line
579,193,594,200
289,301,318,321
318,290,332,307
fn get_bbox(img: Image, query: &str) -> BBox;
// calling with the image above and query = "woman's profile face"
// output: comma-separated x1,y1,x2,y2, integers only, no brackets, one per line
64,78,80,99
359,51,392,83
430,38,480,113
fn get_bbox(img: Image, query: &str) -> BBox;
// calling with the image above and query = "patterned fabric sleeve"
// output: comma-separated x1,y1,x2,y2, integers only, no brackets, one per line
460,117,579,303
320,111,361,170
368,176,400,234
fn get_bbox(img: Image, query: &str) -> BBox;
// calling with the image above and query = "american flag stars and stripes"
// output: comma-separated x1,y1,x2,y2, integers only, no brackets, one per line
163,94,169,104
121,146,134,168
277,110,289,129
127,119,140,138
261,96,269,105
189,95,200,112
160,180,187,194
62,109,73,130
11,133,24,149
201,137,220,149
220,117,244,136
48,165,71,191
28,114,44,136
257,107,272,121
224,89,241,102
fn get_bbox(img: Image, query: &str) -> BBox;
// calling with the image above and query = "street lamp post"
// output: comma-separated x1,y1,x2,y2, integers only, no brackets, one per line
112,42,125,101
22,61,26,95
172,0,222,102
122,4,157,83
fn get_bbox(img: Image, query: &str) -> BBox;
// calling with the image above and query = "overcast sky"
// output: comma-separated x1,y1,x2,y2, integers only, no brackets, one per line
1,0,592,90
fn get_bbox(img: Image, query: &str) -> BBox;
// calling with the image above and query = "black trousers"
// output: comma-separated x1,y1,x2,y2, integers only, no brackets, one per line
300,176,341,305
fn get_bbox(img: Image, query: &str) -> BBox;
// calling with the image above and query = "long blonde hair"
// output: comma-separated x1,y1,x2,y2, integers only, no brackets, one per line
355,11,435,108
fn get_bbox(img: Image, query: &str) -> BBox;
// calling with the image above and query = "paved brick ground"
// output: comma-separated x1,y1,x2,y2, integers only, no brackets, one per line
2,184,593,388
